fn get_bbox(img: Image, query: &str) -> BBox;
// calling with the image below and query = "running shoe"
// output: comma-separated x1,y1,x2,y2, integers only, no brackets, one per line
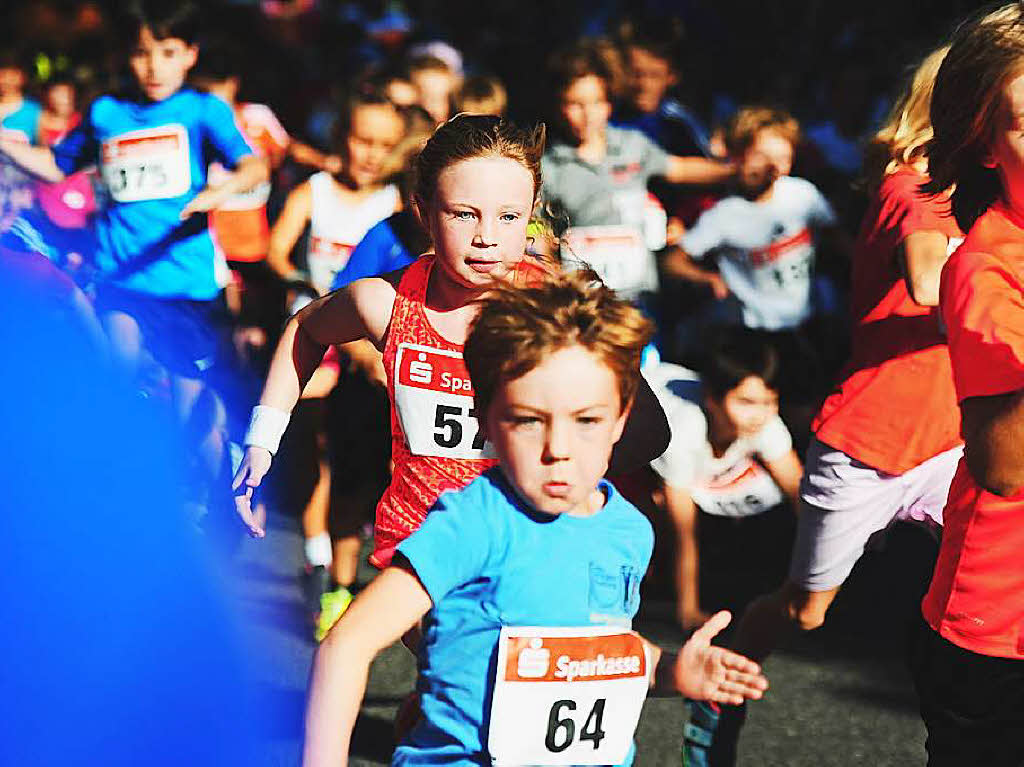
314,586,353,642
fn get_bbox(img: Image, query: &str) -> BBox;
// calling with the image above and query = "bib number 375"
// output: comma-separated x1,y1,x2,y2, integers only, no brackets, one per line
489,626,650,766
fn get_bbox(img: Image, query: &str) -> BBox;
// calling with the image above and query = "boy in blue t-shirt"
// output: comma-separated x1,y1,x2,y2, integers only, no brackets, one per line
0,0,266,382
0,1,267,498
303,271,768,766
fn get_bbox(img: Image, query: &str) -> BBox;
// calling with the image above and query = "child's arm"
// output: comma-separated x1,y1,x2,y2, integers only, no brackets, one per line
662,155,735,186
898,231,953,306
0,138,64,182
305,565,432,767
180,154,269,220
645,611,768,704
231,274,397,535
289,139,342,174
663,246,729,299
664,484,708,630
764,449,803,510
266,181,313,282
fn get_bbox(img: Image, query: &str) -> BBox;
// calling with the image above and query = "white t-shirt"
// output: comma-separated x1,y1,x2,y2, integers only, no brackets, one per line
646,363,793,518
680,175,836,330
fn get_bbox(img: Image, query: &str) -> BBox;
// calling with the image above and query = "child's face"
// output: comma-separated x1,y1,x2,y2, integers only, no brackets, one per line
129,26,197,102
385,78,418,108
986,72,1024,206
736,129,793,197
560,75,611,144
45,83,76,117
343,104,404,189
411,68,455,124
0,66,25,98
423,155,533,293
486,344,628,517
706,375,778,442
626,46,676,114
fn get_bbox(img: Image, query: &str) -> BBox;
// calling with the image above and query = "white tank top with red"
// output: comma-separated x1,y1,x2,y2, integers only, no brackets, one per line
306,171,399,294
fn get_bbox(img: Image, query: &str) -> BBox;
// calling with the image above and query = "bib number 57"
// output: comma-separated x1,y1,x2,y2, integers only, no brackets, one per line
545,699,607,753
433,404,486,450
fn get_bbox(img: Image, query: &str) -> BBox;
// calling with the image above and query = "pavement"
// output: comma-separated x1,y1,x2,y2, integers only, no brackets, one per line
228,509,935,766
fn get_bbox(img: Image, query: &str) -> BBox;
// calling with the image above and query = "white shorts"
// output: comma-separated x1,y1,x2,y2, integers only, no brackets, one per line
788,437,964,591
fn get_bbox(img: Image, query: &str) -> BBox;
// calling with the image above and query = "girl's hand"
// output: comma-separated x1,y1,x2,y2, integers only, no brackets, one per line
674,610,768,704
232,446,273,538
180,185,230,220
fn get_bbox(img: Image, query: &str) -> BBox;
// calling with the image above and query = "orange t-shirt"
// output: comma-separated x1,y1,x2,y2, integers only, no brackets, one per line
921,201,1024,659
371,254,553,568
812,168,962,475
210,103,289,262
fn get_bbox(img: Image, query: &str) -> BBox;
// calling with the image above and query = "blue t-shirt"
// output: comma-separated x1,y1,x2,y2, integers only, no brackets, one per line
394,468,654,766
330,217,414,289
0,98,42,144
52,88,253,300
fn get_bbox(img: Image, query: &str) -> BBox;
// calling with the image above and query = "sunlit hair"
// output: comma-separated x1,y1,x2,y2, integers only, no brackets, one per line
456,74,508,117
863,45,949,191
548,39,626,105
464,270,654,417
332,84,403,158
412,113,546,206
927,3,1024,230
724,106,800,157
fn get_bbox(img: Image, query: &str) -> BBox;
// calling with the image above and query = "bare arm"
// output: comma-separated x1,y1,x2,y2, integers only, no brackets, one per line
664,484,707,630
663,155,735,186
764,449,803,509
663,247,729,299
897,230,952,307
289,140,342,174
181,154,270,219
267,181,313,281
305,566,432,767
961,390,1024,497
0,138,64,182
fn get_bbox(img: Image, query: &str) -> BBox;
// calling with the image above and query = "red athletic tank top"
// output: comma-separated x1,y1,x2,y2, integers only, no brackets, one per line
371,254,551,568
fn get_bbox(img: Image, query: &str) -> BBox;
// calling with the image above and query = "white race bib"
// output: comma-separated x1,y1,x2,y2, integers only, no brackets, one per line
748,228,813,298
691,457,783,518
101,124,191,203
308,236,355,295
489,626,651,766
393,343,495,460
563,225,653,295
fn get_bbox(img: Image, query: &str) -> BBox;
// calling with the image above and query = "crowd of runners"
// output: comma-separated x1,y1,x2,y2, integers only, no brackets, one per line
3,1,1024,765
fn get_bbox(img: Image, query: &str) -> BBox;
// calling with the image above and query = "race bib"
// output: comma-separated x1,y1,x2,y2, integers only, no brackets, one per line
393,343,495,460
691,458,782,518
748,228,813,297
101,124,191,203
489,626,651,766
308,236,355,294
563,225,653,295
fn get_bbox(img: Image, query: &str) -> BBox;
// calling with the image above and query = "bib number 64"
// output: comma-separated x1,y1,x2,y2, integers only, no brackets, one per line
545,699,607,753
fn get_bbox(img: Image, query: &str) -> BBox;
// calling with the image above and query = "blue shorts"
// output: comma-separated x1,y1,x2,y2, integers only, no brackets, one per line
94,283,228,379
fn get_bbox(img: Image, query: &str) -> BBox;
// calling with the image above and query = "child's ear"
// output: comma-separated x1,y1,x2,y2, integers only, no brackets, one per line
185,44,199,70
611,397,634,443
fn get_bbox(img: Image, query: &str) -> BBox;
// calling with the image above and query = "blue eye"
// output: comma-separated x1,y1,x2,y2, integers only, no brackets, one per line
500,213,520,222
453,210,475,220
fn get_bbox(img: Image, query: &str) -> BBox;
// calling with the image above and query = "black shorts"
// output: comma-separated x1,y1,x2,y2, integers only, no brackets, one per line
94,283,229,379
910,617,1024,767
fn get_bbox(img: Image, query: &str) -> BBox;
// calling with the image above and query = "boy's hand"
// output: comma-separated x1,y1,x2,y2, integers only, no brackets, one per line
708,274,730,300
674,610,768,704
180,185,231,220
232,446,272,538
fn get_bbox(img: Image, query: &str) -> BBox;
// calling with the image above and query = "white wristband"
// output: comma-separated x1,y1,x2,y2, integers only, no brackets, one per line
244,405,291,455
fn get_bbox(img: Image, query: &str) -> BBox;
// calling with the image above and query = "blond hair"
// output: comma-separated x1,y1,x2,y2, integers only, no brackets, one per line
464,270,653,417
413,114,546,206
724,106,800,157
864,45,949,190
928,3,1024,229
457,74,508,117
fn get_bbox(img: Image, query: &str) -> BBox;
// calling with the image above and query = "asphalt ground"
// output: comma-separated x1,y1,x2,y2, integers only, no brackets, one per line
228,508,936,767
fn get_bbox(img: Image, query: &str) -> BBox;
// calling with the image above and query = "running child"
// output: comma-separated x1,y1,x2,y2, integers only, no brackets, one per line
687,46,966,766
0,0,267,501
233,115,670,574
909,7,1024,763
646,329,801,631
542,41,733,303
0,50,42,232
303,269,768,766
262,88,404,622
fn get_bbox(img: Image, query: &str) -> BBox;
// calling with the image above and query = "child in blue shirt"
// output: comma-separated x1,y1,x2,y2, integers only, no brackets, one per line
303,270,768,766
0,1,268,507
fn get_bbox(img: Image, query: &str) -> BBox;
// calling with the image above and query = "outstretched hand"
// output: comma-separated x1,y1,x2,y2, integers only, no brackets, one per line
231,446,272,538
674,610,768,705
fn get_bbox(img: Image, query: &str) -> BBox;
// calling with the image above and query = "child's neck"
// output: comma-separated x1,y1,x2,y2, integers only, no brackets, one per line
333,173,381,199
743,180,778,204
575,131,607,164
0,93,23,112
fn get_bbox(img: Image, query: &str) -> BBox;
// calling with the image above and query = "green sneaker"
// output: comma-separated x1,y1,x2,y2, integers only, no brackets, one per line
315,586,354,642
